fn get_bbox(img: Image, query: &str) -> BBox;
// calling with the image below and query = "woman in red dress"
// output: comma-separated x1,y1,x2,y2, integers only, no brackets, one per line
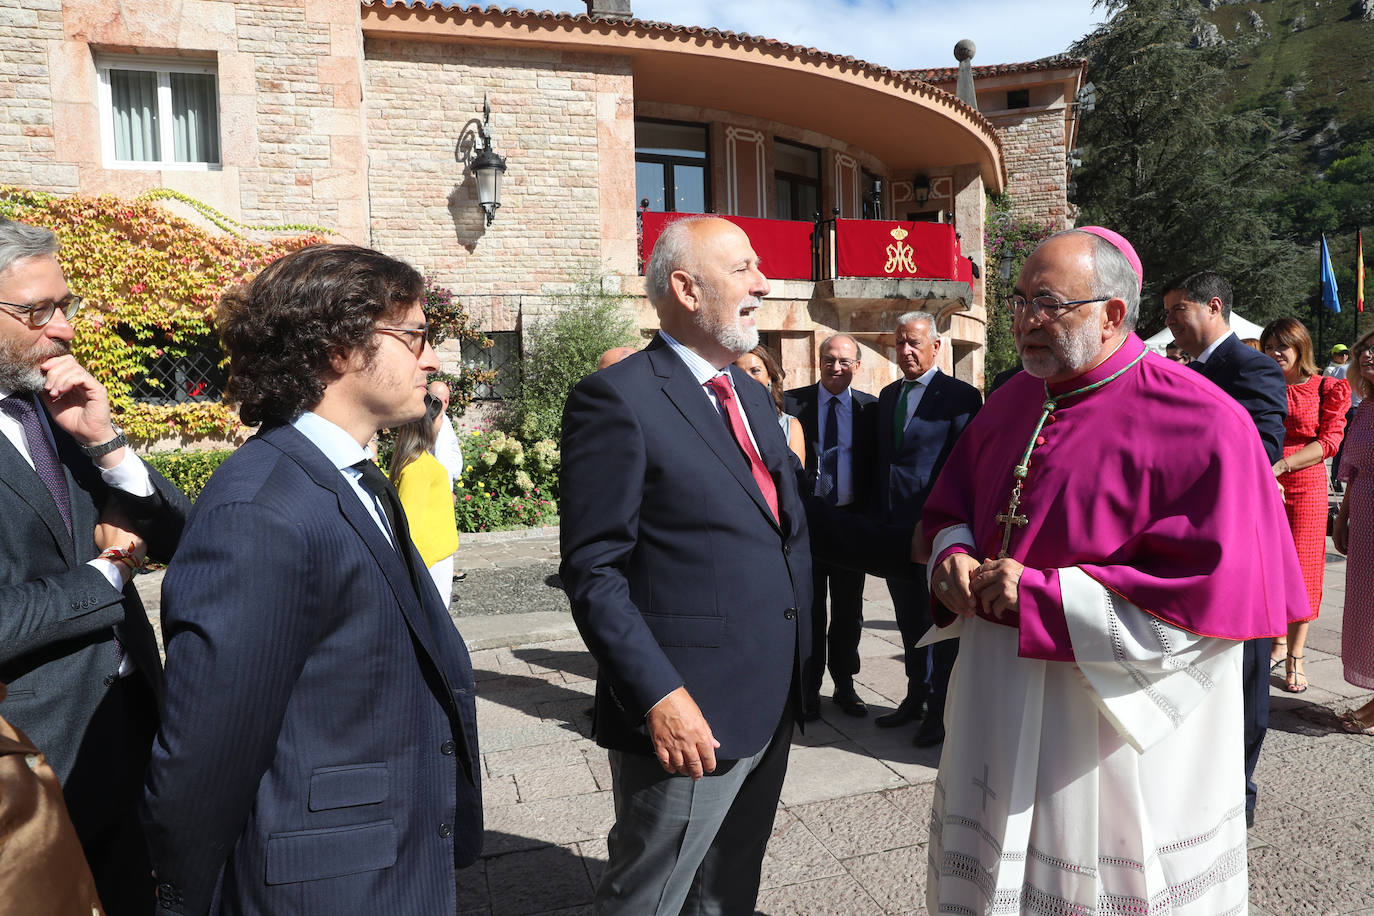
1262,317,1350,692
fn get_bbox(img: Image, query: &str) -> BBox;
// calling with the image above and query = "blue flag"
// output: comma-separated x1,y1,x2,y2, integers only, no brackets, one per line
1321,234,1341,314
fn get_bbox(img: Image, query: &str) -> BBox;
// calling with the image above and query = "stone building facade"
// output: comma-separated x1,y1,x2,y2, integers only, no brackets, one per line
915,56,1087,230
0,0,1083,415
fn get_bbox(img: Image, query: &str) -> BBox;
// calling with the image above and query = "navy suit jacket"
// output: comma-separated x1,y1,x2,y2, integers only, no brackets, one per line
143,423,480,916
0,415,188,843
560,335,812,760
1190,332,1288,465
873,369,983,525
784,383,878,512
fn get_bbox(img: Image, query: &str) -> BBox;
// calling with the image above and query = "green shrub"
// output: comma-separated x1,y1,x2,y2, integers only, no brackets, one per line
144,449,232,499
501,274,637,443
455,429,559,532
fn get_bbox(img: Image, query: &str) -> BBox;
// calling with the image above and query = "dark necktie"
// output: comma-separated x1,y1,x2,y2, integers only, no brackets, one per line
893,380,918,449
1,393,72,535
703,375,779,523
353,459,424,596
818,395,840,505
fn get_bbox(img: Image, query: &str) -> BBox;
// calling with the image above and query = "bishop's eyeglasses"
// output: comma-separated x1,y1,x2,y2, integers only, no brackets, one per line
1003,294,1105,319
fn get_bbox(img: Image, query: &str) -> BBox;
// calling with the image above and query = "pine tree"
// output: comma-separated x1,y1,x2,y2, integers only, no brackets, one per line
1071,0,1306,330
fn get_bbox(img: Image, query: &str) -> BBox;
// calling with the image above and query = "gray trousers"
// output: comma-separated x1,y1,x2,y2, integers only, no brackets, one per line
594,704,793,915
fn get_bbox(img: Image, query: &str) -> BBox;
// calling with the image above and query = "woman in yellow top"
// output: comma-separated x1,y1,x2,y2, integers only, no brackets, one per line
390,394,459,608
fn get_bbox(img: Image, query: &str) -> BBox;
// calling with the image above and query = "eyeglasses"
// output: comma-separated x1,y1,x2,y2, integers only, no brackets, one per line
0,294,82,328
820,357,857,369
1355,345,1374,359
1003,294,1105,319
376,323,431,357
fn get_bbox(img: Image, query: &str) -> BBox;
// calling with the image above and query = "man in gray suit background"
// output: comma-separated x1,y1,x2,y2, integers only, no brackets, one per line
0,218,188,912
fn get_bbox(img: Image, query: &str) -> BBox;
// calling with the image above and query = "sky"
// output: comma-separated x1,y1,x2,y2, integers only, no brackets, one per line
501,0,1107,70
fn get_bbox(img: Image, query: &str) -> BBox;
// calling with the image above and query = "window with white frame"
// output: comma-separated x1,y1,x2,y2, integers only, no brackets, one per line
96,57,221,168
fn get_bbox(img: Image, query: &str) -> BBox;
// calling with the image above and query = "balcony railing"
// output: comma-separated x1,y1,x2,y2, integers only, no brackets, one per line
638,211,974,284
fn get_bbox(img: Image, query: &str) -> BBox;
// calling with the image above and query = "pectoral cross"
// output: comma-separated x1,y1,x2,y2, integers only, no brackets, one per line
995,479,1028,559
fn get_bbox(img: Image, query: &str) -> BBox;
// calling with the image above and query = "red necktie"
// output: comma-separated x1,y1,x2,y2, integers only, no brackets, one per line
704,375,779,523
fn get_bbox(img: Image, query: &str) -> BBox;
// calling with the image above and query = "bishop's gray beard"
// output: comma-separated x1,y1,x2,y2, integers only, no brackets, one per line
1017,305,1103,379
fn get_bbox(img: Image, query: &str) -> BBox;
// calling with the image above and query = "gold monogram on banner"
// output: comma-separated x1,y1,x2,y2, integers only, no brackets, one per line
883,226,917,274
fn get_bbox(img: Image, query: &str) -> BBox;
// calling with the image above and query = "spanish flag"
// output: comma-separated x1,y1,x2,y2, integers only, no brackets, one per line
1359,230,1365,313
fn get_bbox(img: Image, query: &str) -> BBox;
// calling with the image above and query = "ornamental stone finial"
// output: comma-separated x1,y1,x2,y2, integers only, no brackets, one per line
954,39,978,109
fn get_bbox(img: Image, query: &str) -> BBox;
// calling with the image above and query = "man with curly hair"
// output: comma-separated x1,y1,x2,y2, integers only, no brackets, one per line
143,244,481,915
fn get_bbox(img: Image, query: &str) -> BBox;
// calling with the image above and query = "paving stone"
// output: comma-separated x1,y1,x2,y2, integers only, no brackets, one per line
781,741,907,806
482,792,616,855
844,843,929,914
485,741,589,779
575,836,608,890
1305,655,1370,699
478,721,589,755
791,717,845,748
1247,843,1374,914
484,773,519,807
789,793,925,860
484,843,594,916
515,762,600,803
881,783,936,842
759,809,845,890
755,873,886,915
533,697,595,739
581,747,612,791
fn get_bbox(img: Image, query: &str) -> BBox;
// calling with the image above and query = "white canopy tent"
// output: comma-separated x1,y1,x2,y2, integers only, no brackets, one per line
1143,312,1266,353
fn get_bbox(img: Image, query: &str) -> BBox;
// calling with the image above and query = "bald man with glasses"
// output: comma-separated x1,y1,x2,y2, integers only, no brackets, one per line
0,217,190,913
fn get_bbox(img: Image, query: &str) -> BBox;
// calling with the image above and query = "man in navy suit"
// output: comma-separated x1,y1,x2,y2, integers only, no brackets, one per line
0,218,189,914
143,245,481,914
561,216,811,914
1164,269,1286,827
785,334,877,719
872,311,981,747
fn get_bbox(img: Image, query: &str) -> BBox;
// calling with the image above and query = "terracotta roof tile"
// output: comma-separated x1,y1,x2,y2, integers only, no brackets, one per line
908,54,1088,83
361,2,1003,140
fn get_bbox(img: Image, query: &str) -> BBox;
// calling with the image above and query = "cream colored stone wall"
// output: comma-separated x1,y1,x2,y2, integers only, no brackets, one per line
1,0,369,241
363,39,636,333
0,0,70,191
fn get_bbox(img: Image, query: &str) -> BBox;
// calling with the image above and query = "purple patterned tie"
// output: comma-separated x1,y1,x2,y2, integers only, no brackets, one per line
1,393,73,535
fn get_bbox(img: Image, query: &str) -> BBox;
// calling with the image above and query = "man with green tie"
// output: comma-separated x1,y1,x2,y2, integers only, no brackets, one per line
870,311,982,747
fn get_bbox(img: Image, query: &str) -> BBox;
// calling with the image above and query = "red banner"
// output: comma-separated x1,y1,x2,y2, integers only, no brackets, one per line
640,212,814,280
834,220,959,280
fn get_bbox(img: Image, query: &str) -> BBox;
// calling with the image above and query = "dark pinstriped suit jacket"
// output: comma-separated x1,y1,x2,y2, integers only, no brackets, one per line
142,423,480,915
0,411,187,859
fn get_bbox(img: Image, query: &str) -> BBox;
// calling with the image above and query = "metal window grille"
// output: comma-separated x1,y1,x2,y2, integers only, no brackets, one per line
462,330,520,400
130,336,228,404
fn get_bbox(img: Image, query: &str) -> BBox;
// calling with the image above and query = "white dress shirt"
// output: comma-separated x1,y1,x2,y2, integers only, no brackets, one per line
291,410,395,546
432,414,464,488
1191,329,1234,365
659,330,762,455
898,365,942,432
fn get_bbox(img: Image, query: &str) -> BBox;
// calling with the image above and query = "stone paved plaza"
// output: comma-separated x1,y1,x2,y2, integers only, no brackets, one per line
136,524,1374,914
442,527,1374,916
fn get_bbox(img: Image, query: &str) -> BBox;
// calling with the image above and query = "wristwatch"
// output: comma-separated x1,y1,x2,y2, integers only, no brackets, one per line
82,427,127,458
